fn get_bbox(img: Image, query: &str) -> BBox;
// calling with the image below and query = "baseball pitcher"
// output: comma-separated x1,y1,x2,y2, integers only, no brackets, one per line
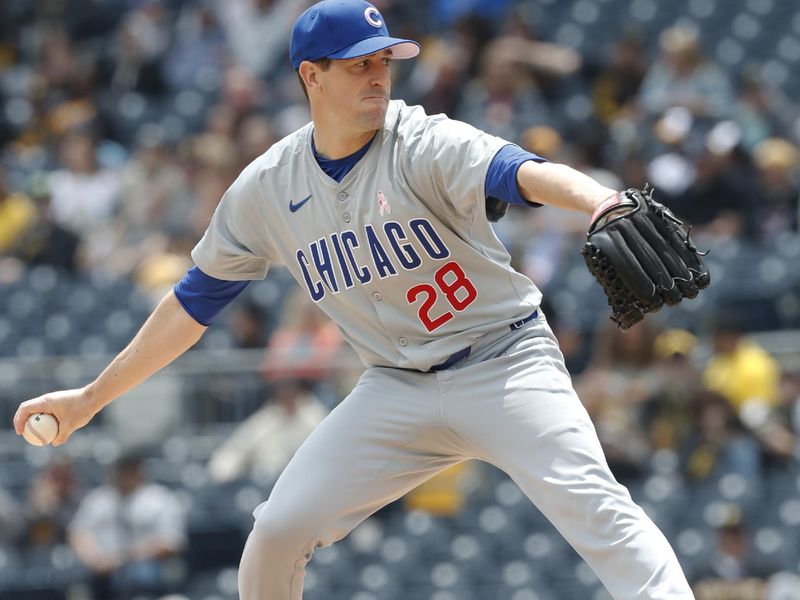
16,1,708,598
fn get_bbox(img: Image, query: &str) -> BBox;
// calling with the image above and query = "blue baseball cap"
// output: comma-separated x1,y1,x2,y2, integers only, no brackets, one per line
290,0,420,70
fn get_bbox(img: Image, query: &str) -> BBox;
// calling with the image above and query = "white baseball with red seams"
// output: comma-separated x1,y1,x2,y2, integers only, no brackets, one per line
23,413,59,446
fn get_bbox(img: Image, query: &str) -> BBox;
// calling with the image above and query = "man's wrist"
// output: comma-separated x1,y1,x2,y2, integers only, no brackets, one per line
589,192,622,223
82,384,108,413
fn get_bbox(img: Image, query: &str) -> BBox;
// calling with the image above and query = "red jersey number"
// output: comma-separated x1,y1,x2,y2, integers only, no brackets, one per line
406,261,478,333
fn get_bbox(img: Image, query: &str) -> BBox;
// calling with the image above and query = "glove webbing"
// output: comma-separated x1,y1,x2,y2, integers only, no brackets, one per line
582,243,648,329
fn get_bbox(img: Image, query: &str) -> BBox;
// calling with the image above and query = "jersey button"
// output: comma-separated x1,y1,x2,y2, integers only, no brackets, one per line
398,337,408,346
337,192,348,201
343,212,351,223
372,292,382,302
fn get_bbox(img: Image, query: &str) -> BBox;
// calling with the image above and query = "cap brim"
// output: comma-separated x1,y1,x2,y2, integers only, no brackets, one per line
328,37,420,61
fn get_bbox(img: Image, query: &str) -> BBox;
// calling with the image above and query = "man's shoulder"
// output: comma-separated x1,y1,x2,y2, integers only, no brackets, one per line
389,100,485,148
249,122,312,171
235,123,312,189
389,100,448,132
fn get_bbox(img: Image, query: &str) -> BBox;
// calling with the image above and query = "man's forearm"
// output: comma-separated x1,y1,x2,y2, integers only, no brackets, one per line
85,291,207,411
517,161,617,215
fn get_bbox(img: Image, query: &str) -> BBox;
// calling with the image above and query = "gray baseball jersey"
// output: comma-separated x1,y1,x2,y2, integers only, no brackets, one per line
194,99,693,600
192,100,541,371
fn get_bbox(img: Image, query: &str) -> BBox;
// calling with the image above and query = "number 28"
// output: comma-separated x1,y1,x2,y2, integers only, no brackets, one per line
406,261,478,332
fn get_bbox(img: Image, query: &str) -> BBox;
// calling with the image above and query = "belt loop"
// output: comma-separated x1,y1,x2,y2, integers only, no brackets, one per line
510,309,538,331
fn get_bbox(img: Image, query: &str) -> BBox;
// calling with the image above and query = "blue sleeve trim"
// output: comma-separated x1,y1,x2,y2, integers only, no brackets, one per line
173,266,250,326
485,143,548,207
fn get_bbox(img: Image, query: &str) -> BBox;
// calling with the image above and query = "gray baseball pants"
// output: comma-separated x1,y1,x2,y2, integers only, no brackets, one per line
238,315,694,599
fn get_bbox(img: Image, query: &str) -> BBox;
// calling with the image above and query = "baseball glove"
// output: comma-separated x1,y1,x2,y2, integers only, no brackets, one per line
581,186,710,330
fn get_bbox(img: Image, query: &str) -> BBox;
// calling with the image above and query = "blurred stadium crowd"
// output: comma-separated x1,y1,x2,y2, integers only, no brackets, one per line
1,0,800,599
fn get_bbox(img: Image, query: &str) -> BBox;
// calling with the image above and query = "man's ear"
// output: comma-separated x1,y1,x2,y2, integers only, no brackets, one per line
299,61,320,92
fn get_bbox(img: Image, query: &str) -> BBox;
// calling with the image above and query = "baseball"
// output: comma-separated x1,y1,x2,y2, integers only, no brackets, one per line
23,413,59,446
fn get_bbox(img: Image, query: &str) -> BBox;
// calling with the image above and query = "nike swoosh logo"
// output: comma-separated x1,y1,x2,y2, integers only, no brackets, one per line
289,194,312,213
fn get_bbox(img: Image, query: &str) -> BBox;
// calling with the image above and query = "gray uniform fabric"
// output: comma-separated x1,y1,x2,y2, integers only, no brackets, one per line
192,100,694,599
192,100,540,371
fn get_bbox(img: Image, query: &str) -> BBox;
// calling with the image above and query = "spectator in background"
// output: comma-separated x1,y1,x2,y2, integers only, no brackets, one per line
234,112,278,173
485,32,582,81
163,2,227,91
734,68,800,153
49,129,121,238
68,453,186,600
102,127,193,279
0,166,36,255
22,457,83,551
680,390,761,485
641,329,702,453
645,106,698,201
739,370,799,473
702,313,781,417
95,4,169,96
207,290,340,483
692,508,778,598
669,140,751,239
2,22,98,176
576,321,662,481
228,299,268,350
184,131,239,238
638,24,734,121
207,378,328,484
262,288,344,386
586,318,660,376
407,38,471,117
749,137,800,240
455,32,552,142
36,26,83,96
214,0,308,78
7,172,81,272
218,64,268,120
591,31,647,125
117,128,192,239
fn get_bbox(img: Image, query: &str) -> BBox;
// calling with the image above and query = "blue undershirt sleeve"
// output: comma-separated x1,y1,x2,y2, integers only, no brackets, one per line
485,143,548,207
173,266,250,326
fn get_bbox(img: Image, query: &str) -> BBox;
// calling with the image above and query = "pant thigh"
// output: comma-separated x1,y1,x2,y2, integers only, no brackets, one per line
443,331,614,512
254,367,466,549
443,331,693,598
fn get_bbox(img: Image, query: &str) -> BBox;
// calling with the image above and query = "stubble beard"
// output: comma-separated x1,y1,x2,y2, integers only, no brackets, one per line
357,103,388,131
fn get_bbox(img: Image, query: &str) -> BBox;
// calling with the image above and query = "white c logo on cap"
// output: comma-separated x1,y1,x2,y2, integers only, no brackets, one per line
364,7,383,28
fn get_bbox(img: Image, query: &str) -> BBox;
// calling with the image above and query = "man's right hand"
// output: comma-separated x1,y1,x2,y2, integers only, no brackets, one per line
12,291,207,448
14,387,102,446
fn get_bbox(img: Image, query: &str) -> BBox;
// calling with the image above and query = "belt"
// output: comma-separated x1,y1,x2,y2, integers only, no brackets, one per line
429,310,538,372
509,309,538,330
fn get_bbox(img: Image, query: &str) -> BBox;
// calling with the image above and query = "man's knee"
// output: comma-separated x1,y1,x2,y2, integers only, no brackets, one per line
247,502,319,559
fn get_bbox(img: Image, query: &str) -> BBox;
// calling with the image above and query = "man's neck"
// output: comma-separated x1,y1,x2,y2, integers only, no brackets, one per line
312,127,377,160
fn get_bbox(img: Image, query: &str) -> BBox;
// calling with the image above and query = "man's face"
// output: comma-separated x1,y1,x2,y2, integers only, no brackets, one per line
315,49,393,132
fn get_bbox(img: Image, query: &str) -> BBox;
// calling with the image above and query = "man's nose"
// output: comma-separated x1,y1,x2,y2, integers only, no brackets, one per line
371,63,390,87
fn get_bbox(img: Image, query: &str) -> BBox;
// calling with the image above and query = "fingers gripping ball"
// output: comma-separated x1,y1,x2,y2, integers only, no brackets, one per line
582,186,711,329
23,413,59,446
